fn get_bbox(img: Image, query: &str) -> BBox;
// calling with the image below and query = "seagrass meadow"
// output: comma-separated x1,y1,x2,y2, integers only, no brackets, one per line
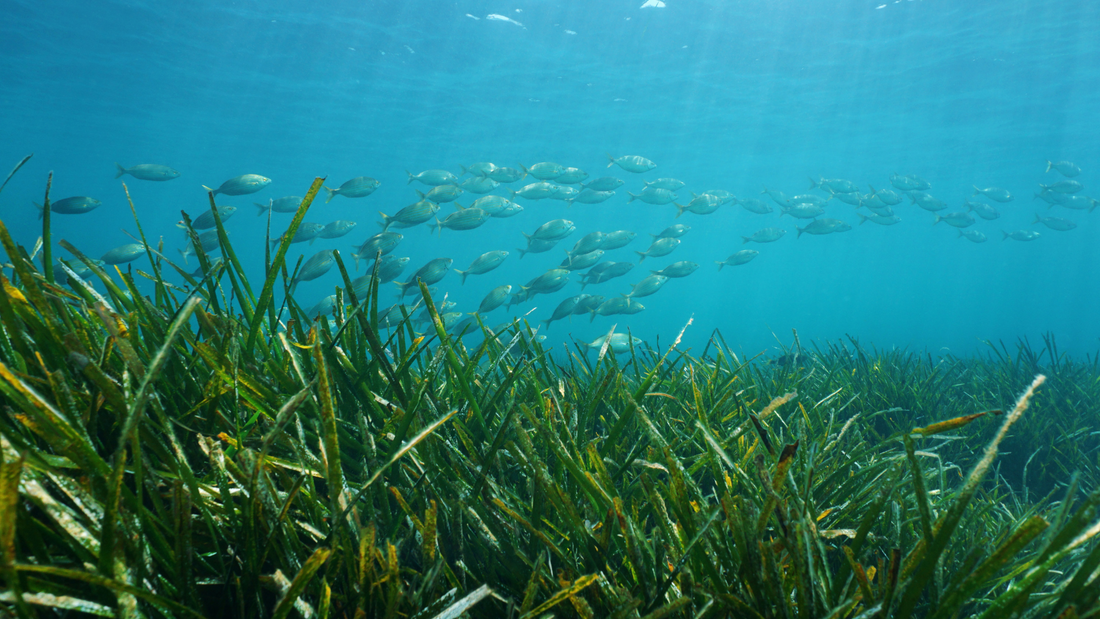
2,166,1100,618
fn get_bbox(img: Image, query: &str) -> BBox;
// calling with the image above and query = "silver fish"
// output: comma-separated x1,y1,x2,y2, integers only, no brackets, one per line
857,213,901,226
115,163,179,181
305,295,338,318
590,297,645,320
560,249,605,271
203,174,271,196
1032,214,1076,231
407,169,458,186
909,192,948,212
516,237,561,259
973,186,1013,203
460,162,496,176
487,166,526,183
417,185,463,203
651,261,699,278
958,229,987,243
38,196,101,218
459,176,499,194
293,250,336,286
352,232,403,268
868,185,903,205
628,187,677,205
526,219,575,241
653,224,690,239
179,205,237,230
933,212,975,228
738,198,773,215
796,218,851,238
742,227,786,244
574,295,605,315
467,195,514,215
379,199,439,230
965,201,1000,220
586,333,643,353
781,204,826,219
607,154,656,173
510,181,558,200
542,295,586,328
430,207,489,233
810,177,858,194
1039,180,1083,194
396,258,453,297
478,285,514,313
716,250,758,270
256,196,303,215
101,243,146,265
569,231,606,256
675,194,722,217
320,220,357,239
635,237,679,262
645,178,686,191
271,222,325,248
568,189,616,205
324,177,380,203
584,177,625,191
889,173,930,191
1002,230,1041,241
555,167,589,184
455,250,508,283
600,230,636,249
522,162,565,180
492,202,524,218
1046,160,1080,177
761,186,790,206
626,274,669,298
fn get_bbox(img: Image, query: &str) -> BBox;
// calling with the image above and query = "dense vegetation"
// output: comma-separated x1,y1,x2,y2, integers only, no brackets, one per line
2,164,1099,618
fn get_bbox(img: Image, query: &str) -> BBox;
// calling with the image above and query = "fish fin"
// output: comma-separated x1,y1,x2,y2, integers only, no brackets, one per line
255,201,270,216
635,251,645,263
34,201,43,220
796,227,804,239
323,186,337,203
808,176,817,190
627,192,637,203
406,170,415,184
972,185,981,196
933,214,941,225
459,165,469,176
516,247,526,259
741,236,751,244
868,184,877,193
177,248,190,265
1045,160,1053,173
957,229,964,238
606,154,615,168
715,261,724,271
1032,213,1041,225
115,163,127,179
455,269,467,284
377,212,390,230
201,185,216,194
1001,231,1009,240
454,202,466,210
858,213,868,225
509,189,518,201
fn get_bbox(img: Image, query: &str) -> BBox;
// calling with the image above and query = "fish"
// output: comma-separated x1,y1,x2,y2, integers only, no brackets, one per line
510,181,559,200
780,204,826,219
542,295,586,328
831,192,864,207
652,224,690,239
742,227,786,244
600,230,637,249
478,285,514,313
429,207,490,234
179,230,223,263
857,213,901,226
522,162,565,180
675,194,722,217
909,192,948,212
583,177,625,192
115,163,179,181
516,237,562,259
466,195,514,215
379,199,440,230
487,166,526,183
864,203,895,217
761,186,790,206
526,219,576,241
454,250,508,283
789,194,829,206
573,295,605,315
37,196,101,218
188,257,223,278
590,297,645,321
255,196,303,215
796,218,851,238
371,255,410,282
958,230,988,243
607,154,656,173
651,260,699,278
738,198,773,215
321,177,378,203
716,250,758,270
320,220,357,239
635,237,680,262
271,222,325,248
1046,160,1081,177
460,162,496,176
521,268,571,296
889,173,930,191
1032,214,1077,231
549,185,580,201
1039,180,1083,194
626,274,669,298
580,261,634,289
414,301,457,325
459,176,499,194
810,177,858,194
352,232,403,268
586,333,643,353
868,185,903,205
492,202,524,218
292,250,336,287
407,169,458,186
645,178,686,191
101,243,146,265
396,258,453,297
569,232,607,256
555,167,589,184
965,201,1000,220
627,187,677,205
305,295,338,318
179,205,237,230
1002,230,1041,241
568,189,616,205
697,189,737,205
1047,195,1097,211
933,212,975,228
973,186,1013,203
560,249,605,271
416,185,463,203
203,174,271,196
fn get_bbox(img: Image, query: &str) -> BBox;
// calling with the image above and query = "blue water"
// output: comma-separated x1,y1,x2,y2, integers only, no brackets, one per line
2,0,1099,357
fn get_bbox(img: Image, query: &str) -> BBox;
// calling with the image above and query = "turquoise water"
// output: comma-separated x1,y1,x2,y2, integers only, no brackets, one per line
2,0,1098,356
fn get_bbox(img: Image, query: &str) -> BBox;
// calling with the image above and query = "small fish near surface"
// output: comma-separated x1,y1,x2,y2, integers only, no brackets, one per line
417,185,463,203
1032,214,1076,231
115,163,179,181
522,162,565,180
933,211,975,228
569,232,607,256
256,196,303,215
653,223,690,239
407,169,458,186
742,227,786,244
455,250,508,283
583,177,625,192
716,250,758,270
516,236,561,259
675,194,722,217
291,250,336,288
325,177,381,202
958,229,988,243
560,249,605,271
796,218,851,238
430,207,490,234
1039,180,1083,195
973,186,1013,203
459,175,499,194
738,198,773,215
651,261,699,278
810,177,859,194
478,284,513,314
626,274,669,298
487,166,526,183
600,230,637,249
568,189,616,205
526,219,575,241
607,154,656,173
965,200,1001,220
857,213,901,226
203,174,271,197
37,196,101,218
1002,230,1041,241
352,232,403,268
379,199,440,230
555,167,589,184
635,237,680,262
580,261,634,289
1046,160,1081,177
909,192,948,212
890,173,931,192
627,187,677,205
510,181,559,201
590,297,645,321
645,178,686,191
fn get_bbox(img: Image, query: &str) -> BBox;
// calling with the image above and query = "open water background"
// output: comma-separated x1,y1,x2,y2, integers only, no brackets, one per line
2,0,1099,357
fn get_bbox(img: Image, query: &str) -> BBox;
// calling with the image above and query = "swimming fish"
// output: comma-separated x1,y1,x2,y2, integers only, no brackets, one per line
407,169,458,186
555,167,589,184
429,207,489,234
454,250,509,283
738,198,773,215
742,228,786,244
37,196,101,218
973,186,1013,203
1039,180,1083,194
1002,230,1041,241
510,181,559,201
716,250,759,270
627,187,677,205
179,205,237,230
379,199,440,230
958,230,988,243
568,189,616,205
560,249,605,271
635,237,680,262
645,178,686,191
652,224,690,239
542,295,587,328
523,162,565,180
319,220,357,239
933,212,975,228
203,174,271,196
569,231,607,256
255,196,303,215
526,219,575,241
416,185,463,203
478,285,514,313
601,230,637,249
352,232,403,268
292,250,336,288
583,177,625,192
626,274,669,298
796,218,851,238
101,243,146,265
396,258,453,297
1046,160,1080,177
1031,214,1076,231
607,154,656,173
115,163,179,181
651,261,699,278
965,201,1000,220
459,176,499,194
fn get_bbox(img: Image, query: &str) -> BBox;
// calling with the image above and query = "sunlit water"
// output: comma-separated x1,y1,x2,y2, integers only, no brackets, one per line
2,0,1098,357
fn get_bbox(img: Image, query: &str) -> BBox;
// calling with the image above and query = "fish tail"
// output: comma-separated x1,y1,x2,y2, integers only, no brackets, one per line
933,214,941,225
34,201,43,220
635,251,646,263
627,192,637,203
741,236,751,244
516,247,527,259
115,162,127,179
858,213,868,225
201,185,217,196
540,318,551,329
1045,160,1053,173
458,165,469,176
606,154,615,168
674,203,685,218
509,189,518,201
378,212,391,230
808,176,817,190
254,201,270,216
796,227,805,239
323,186,337,203
972,185,981,196
1091,199,1099,214
455,269,467,284
957,229,964,238
177,248,190,265
406,170,415,184
1001,231,1009,240
715,261,724,271
868,184,877,193
1032,213,1041,225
